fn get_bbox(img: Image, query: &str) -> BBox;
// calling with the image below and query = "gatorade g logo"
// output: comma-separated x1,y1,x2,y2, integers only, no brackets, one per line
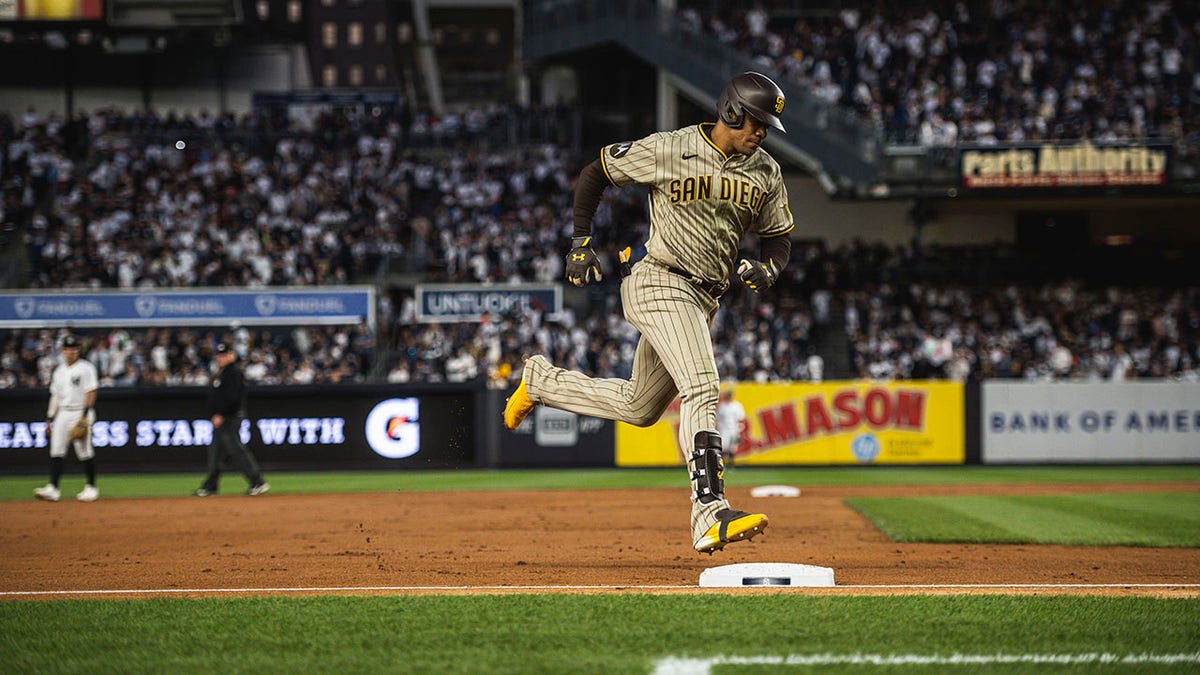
365,397,420,458
610,142,631,158
774,96,785,114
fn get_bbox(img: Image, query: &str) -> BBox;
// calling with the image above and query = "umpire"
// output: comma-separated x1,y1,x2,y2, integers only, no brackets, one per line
194,343,269,496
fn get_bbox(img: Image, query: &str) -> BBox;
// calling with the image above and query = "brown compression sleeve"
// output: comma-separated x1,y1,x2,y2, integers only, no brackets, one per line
759,232,792,274
573,159,611,238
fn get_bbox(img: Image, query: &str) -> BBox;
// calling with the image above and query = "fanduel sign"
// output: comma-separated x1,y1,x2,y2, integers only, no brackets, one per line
0,287,375,328
416,284,560,323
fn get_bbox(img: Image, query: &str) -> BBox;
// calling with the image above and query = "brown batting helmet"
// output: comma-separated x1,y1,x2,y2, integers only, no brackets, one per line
717,71,787,132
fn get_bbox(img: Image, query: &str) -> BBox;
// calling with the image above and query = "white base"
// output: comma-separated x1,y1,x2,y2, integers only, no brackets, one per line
750,485,801,498
699,563,835,588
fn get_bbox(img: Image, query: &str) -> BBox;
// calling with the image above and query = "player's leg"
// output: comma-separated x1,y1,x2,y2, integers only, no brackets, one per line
223,424,267,494
195,432,225,496
34,416,69,501
520,337,678,426
622,266,766,553
506,269,679,429
40,414,73,500
73,412,98,502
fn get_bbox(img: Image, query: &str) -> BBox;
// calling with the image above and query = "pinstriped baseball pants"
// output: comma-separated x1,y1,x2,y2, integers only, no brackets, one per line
525,259,720,461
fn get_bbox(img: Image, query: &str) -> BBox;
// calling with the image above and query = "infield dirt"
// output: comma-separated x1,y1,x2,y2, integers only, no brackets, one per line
2,482,1198,599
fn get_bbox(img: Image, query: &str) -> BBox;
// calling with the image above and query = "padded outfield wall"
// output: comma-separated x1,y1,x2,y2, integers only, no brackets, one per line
2,380,1197,471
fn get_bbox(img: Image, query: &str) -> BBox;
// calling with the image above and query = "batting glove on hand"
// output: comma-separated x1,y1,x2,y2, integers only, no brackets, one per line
737,258,778,294
565,236,602,286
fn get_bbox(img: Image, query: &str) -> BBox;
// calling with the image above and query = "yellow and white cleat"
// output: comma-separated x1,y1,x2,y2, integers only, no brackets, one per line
694,509,768,554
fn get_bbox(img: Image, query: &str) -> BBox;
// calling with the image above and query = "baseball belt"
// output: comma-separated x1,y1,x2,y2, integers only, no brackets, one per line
667,266,729,298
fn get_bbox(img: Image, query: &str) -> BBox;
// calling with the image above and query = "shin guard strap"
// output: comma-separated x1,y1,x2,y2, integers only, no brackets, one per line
689,431,725,504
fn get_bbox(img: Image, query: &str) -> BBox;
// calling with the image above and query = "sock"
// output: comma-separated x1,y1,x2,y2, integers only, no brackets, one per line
50,457,64,487
83,458,96,486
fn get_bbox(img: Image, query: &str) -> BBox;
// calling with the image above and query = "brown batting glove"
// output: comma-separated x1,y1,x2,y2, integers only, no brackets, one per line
565,236,603,286
737,258,778,294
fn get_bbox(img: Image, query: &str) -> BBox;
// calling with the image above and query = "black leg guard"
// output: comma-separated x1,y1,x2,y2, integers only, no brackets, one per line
689,431,725,504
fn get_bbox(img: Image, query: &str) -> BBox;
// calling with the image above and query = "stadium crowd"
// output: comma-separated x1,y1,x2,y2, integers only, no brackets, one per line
0,324,374,389
1,103,579,290
3,66,1198,388
682,0,1199,146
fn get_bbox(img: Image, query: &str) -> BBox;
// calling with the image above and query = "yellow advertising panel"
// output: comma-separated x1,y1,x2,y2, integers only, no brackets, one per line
616,381,964,466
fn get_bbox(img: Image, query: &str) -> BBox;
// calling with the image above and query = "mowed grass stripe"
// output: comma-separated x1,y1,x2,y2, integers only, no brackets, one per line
2,595,1199,674
847,492,1200,546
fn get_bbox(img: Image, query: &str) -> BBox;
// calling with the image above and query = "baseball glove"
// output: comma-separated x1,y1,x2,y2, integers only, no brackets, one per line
68,417,90,441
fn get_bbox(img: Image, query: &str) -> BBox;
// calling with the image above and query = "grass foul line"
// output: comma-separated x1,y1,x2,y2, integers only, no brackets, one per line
653,653,1200,674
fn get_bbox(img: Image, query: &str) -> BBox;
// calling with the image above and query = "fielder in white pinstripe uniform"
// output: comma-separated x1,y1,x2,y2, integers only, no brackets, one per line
505,73,795,554
34,335,100,502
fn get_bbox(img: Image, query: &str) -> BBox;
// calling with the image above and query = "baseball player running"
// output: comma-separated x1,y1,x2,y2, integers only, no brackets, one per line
505,72,795,554
35,335,100,502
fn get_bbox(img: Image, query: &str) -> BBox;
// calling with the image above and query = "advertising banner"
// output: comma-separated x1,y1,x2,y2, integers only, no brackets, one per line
983,381,1200,463
496,394,614,467
416,284,561,323
960,142,1169,189
616,381,964,467
0,287,375,328
0,0,103,20
0,384,477,472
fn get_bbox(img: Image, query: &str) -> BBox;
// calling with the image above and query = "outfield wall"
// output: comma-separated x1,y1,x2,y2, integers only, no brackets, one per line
983,381,1200,463
2,381,1197,471
0,384,482,472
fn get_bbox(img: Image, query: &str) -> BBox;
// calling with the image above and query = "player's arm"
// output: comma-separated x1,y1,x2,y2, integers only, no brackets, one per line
46,390,58,426
739,181,793,293
572,159,612,239
565,159,612,286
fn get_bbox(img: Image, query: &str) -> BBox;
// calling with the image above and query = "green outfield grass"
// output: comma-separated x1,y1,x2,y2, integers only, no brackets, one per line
1,465,1197,501
2,595,1198,674
847,492,1200,547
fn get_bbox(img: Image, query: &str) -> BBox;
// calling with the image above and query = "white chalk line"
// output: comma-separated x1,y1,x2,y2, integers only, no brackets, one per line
2,583,1199,597
652,653,1200,674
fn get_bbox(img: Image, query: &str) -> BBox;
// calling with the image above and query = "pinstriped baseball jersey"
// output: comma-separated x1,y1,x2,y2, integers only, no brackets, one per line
49,358,98,460
600,123,793,285
50,359,98,410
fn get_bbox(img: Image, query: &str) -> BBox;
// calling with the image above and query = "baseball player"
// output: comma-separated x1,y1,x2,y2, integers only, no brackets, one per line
34,335,100,502
194,343,269,497
716,388,747,465
505,72,794,554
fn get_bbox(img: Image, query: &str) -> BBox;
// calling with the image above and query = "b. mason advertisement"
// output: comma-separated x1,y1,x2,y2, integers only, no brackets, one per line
960,142,1169,189
616,381,964,466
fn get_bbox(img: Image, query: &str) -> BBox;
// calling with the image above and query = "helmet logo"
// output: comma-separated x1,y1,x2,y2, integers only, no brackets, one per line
774,95,785,114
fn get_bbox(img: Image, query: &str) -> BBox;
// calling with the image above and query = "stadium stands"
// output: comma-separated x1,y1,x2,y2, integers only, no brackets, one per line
682,0,1198,147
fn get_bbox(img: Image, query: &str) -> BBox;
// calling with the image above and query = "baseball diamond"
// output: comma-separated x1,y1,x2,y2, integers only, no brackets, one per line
2,480,1197,598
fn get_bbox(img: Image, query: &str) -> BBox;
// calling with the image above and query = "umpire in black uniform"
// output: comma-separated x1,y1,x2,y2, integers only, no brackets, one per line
194,343,269,496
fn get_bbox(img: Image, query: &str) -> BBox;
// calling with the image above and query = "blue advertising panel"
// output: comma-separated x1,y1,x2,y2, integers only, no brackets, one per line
0,287,374,328
416,284,561,323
